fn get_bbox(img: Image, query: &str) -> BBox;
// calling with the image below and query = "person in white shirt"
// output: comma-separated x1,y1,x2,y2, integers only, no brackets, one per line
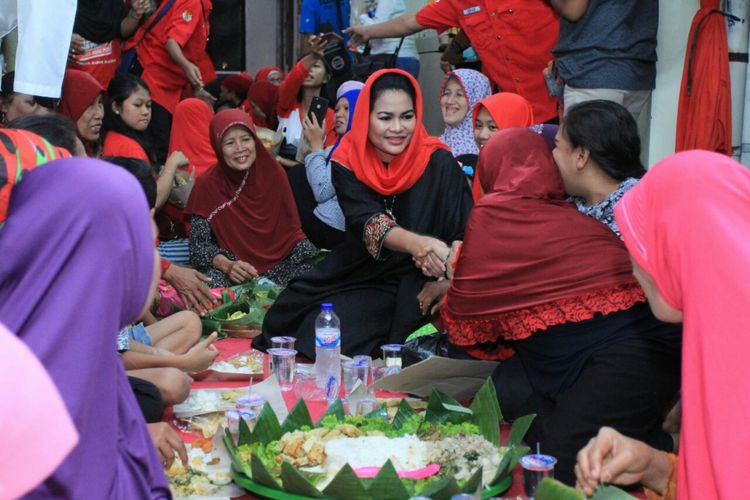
357,0,420,78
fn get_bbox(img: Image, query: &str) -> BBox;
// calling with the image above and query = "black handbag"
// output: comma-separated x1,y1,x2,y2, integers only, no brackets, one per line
353,37,405,82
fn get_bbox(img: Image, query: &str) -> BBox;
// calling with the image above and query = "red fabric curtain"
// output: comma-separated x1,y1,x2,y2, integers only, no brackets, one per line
675,0,732,155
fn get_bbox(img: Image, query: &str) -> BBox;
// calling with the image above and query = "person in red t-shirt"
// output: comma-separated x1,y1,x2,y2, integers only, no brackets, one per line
346,0,559,122
67,0,151,88
129,0,216,164
102,73,188,211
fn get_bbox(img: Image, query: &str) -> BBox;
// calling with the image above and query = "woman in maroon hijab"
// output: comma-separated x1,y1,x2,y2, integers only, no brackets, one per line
441,129,681,485
186,109,318,287
58,68,105,156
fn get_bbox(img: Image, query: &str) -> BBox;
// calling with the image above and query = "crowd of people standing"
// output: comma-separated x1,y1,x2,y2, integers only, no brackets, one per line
0,1,748,498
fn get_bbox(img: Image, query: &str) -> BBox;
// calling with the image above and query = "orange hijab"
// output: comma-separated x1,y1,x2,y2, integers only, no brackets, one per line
471,92,535,200
331,69,448,195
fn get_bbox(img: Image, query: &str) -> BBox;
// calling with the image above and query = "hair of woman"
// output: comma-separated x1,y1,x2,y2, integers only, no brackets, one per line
369,72,416,109
104,156,157,209
103,73,156,163
564,100,646,180
6,113,80,155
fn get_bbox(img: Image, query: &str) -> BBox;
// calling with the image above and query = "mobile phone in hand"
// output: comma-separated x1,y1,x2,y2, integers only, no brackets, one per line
319,32,344,44
308,95,329,126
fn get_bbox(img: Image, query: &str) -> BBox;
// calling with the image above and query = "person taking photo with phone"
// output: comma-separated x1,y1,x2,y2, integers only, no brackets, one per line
276,35,337,168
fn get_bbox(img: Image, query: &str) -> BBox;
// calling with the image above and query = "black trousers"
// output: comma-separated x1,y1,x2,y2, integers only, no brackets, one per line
286,163,345,250
128,376,164,423
147,101,173,166
520,333,681,485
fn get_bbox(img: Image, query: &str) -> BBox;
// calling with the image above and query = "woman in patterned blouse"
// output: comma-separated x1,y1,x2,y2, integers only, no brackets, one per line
552,100,646,238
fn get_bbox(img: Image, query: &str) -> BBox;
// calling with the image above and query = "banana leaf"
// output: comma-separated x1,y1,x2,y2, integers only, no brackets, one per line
281,461,325,498
251,452,282,490
248,401,282,446
424,390,473,425
321,464,370,499
392,399,417,430
317,399,346,424
365,460,410,500
470,378,502,445
535,478,635,500
226,378,528,499
281,399,314,435
419,476,461,500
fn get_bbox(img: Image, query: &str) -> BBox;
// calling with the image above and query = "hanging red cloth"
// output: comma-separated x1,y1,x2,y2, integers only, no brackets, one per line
675,0,732,155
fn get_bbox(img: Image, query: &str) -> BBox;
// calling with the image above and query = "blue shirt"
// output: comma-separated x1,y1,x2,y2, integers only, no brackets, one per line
299,0,350,35
553,0,658,90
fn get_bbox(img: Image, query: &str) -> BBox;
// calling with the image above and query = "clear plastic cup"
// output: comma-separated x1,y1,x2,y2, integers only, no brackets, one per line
520,453,557,497
342,359,370,401
293,364,327,401
381,344,403,370
352,355,373,384
269,336,295,371
225,409,240,436
355,396,379,416
236,393,266,414
270,336,296,349
267,348,297,391
238,409,257,431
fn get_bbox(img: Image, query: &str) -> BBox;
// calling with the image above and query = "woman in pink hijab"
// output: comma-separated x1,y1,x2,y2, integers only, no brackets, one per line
576,151,750,499
0,322,78,498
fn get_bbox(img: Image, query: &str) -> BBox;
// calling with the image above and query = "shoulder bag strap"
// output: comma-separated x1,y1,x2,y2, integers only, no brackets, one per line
137,0,178,45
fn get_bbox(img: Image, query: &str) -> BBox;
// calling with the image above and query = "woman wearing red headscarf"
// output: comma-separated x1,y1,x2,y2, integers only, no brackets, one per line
471,92,534,200
255,66,284,86
58,69,105,156
259,69,473,358
244,80,279,130
442,129,681,485
185,109,317,287
576,151,750,499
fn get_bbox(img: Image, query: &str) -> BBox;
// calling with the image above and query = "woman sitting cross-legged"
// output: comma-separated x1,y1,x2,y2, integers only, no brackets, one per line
441,129,681,485
259,69,473,358
186,109,318,287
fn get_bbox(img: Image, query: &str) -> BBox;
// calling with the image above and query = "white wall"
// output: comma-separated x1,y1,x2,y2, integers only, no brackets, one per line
646,0,701,167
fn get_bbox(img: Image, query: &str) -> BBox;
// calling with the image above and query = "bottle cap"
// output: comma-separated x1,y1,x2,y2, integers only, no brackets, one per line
321,303,333,310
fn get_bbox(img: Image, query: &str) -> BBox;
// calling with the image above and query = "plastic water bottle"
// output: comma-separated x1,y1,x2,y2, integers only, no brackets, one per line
315,303,341,400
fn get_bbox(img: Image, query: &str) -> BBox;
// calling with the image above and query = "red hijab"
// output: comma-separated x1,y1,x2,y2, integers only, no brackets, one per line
332,69,448,195
168,98,216,178
185,109,305,274
255,66,283,84
615,151,750,499
471,92,535,201
245,80,279,129
58,69,105,123
443,129,642,356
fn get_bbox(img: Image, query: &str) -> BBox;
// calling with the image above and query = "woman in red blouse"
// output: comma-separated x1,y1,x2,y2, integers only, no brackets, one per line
102,72,188,210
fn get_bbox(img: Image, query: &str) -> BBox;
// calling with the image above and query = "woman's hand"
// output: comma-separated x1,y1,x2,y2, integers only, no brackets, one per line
130,0,149,17
575,427,672,496
165,150,189,172
412,236,450,278
302,114,326,152
307,35,328,58
69,33,87,55
148,422,188,469
226,260,258,284
417,279,450,316
177,331,219,372
162,264,218,315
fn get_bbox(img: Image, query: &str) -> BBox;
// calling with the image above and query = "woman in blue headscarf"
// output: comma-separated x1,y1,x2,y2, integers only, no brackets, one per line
296,81,363,249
